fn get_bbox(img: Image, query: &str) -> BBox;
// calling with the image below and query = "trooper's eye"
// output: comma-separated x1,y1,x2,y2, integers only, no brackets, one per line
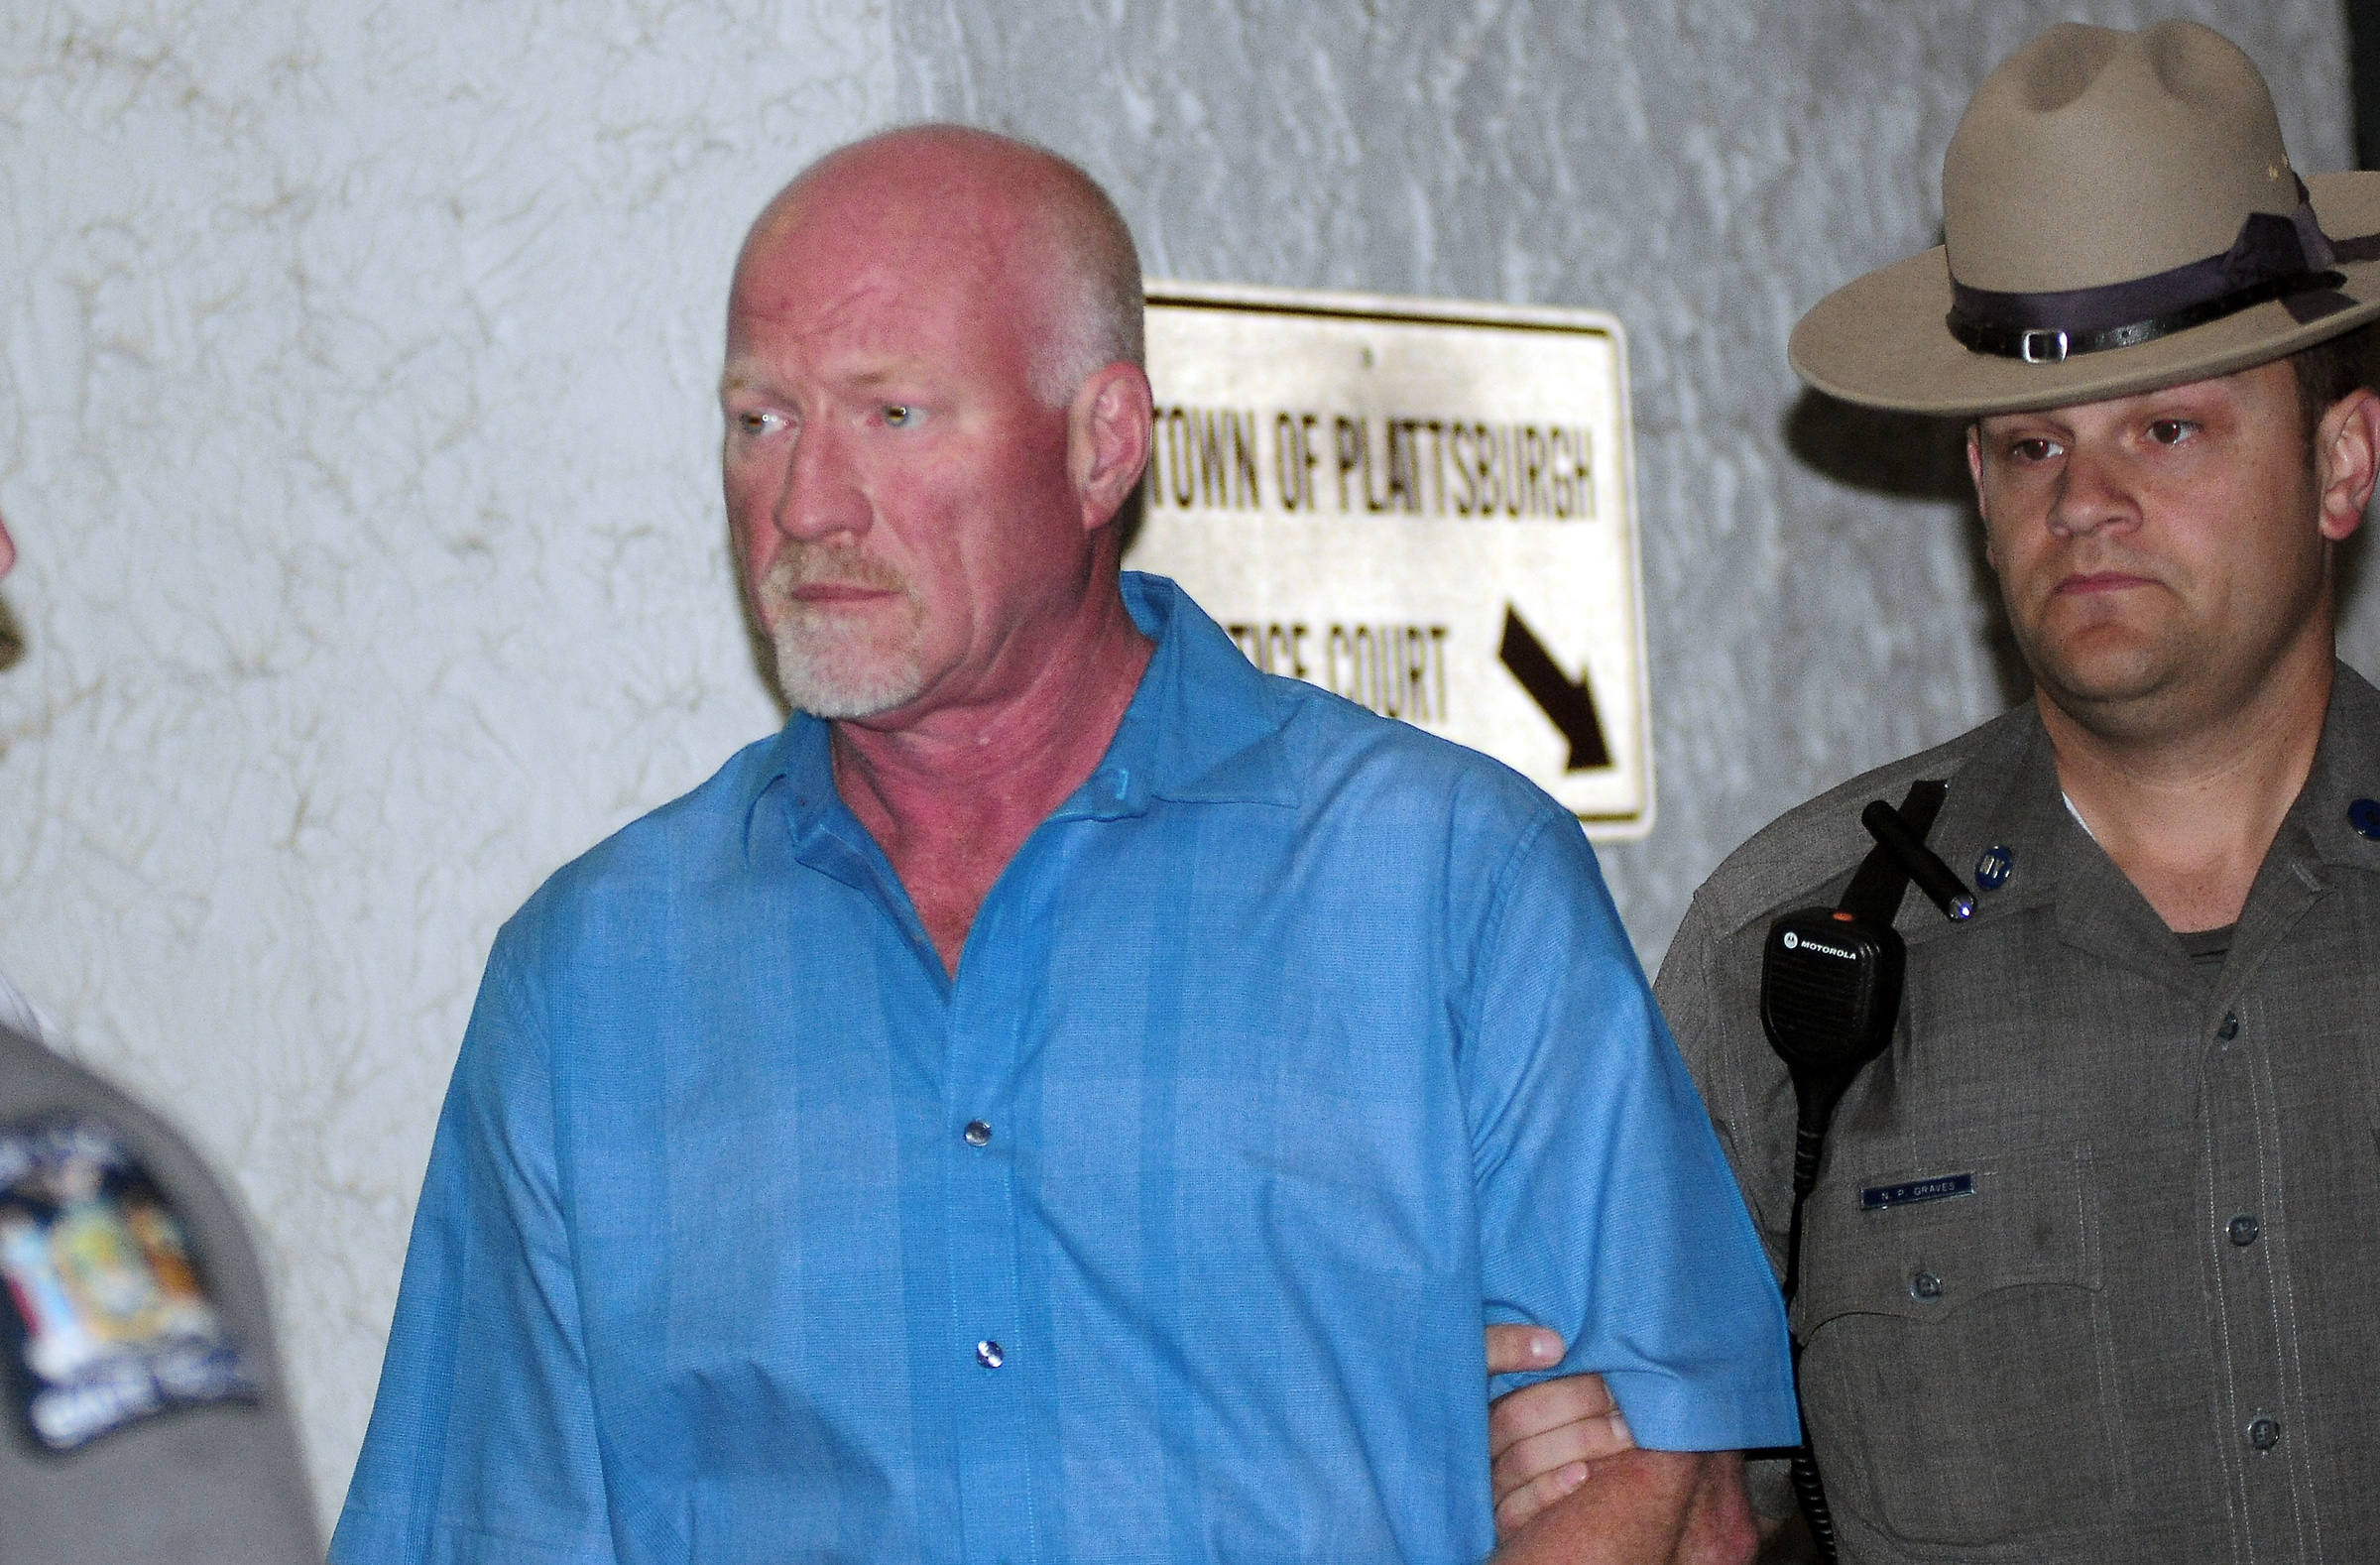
2146,418,2195,445
884,405,921,427
737,410,786,436
2008,436,2060,463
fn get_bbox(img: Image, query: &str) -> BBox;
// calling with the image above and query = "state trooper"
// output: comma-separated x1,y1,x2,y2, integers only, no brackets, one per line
0,506,319,1564
1492,20,2380,1563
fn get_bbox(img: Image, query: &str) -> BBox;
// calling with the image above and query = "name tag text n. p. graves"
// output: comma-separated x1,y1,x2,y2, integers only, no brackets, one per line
1859,1173,1976,1212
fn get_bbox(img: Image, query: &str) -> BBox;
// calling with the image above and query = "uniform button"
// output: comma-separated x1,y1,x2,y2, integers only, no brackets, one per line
2247,1415,2281,1452
964,1120,992,1147
2216,1013,2240,1042
975,1339,1004,1369
2348,797,2380,841
2227,1213,2260,1247
1910,1269,1944,1301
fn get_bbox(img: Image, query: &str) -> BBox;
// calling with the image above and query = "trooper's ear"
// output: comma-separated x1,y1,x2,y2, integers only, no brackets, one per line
2315,386,2380,543
1069,362,1154,535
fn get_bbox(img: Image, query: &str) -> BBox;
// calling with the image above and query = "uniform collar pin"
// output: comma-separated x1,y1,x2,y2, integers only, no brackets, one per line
2349,798,2380,842
1974,844,2014,891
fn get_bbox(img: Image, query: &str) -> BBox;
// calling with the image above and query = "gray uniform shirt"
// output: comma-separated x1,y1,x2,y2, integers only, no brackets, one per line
1659,664,2380,1564
0,1022,319,1565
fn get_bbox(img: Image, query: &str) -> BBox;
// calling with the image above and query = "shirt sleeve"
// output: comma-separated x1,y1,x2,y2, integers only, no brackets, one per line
1464,812,1800,1452
1654,887,1799,1297
1651,890,1806,1512
331,944,617,1565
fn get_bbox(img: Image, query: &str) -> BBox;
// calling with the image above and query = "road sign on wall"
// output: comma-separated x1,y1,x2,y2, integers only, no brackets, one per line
1130,281,1654,838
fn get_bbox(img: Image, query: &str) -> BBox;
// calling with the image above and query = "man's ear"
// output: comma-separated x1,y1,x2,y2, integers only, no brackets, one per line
1965,422,1998,570
1069,362,1154,534
2315,386,2380,543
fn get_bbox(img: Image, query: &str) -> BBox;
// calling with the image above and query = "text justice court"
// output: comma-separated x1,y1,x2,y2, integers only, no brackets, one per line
1224,618,1451,726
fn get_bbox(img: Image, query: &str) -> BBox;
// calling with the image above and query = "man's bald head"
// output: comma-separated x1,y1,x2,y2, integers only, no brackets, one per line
739,125,1141,408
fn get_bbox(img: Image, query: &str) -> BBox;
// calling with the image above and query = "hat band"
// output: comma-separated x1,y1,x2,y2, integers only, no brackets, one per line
1946,198,2354,364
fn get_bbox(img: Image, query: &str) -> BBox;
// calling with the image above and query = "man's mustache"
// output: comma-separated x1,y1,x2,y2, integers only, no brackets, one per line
764,549,910,600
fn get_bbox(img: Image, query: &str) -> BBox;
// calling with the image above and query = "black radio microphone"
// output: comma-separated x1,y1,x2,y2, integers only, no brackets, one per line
1762,780,1972,1253
1757,779,1972,1565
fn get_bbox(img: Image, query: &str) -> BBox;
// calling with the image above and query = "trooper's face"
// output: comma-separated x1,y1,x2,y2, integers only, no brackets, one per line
1968,359,2365,739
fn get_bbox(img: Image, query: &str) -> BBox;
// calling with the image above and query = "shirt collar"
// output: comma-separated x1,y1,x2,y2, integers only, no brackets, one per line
2166,662,2380,1000
740,571,1297,864
1054,571,1298,820
2277,661,2380,882
1874,706,2088,952
740,717,869,885
1930,665,2380,988
1935,664,2380,914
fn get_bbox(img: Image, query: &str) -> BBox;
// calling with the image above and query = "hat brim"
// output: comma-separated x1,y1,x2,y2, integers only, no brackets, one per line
1789,172,2380,416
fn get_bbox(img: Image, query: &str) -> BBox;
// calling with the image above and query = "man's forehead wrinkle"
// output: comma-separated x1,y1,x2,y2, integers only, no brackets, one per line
739,213,1047,362
726,276,1026,412
751,266,906,333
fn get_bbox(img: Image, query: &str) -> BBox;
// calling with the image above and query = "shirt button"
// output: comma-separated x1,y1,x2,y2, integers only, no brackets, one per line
975,1339,1004,1369
964,1120,992,1147
2216,1013,2240,1042
2227,1213,2260,1247
2247,1415,2281,1452
1910,1270,1944,1302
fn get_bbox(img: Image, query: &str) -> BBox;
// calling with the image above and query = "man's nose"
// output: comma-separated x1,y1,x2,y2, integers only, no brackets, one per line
772,421,869,543
2046,441,2138,540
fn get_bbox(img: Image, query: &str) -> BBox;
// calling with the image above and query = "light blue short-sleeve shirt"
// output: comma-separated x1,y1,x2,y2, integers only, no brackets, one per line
333,573,1795,1565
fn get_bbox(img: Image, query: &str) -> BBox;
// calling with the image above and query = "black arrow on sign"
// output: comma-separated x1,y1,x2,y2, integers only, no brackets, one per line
1498,605,1611,771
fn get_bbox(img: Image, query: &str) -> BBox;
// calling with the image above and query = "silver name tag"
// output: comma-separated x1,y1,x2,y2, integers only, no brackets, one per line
1859,1173,1975,1211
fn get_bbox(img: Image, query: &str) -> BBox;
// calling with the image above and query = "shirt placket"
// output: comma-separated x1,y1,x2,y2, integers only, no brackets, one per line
2201,992,2313,1559
943,867,1039,1565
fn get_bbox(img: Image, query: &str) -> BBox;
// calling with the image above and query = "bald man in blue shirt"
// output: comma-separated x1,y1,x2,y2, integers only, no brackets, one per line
334,126,1793,1565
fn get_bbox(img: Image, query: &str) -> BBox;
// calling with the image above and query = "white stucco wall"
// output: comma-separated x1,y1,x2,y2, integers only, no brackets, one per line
0,0,892,1517
0,0,2356,1529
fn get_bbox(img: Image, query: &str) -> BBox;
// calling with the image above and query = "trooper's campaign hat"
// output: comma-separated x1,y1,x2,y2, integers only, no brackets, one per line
1791,21,2380,416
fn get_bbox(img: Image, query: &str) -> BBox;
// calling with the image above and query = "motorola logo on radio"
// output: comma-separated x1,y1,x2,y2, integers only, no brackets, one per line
1781,930,1856,960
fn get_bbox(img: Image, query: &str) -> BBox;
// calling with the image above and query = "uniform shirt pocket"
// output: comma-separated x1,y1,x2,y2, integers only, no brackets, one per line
1793,1142,2119,1549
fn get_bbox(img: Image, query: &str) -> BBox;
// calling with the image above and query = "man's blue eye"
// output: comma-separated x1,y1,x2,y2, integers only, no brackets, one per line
886,405,918,427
